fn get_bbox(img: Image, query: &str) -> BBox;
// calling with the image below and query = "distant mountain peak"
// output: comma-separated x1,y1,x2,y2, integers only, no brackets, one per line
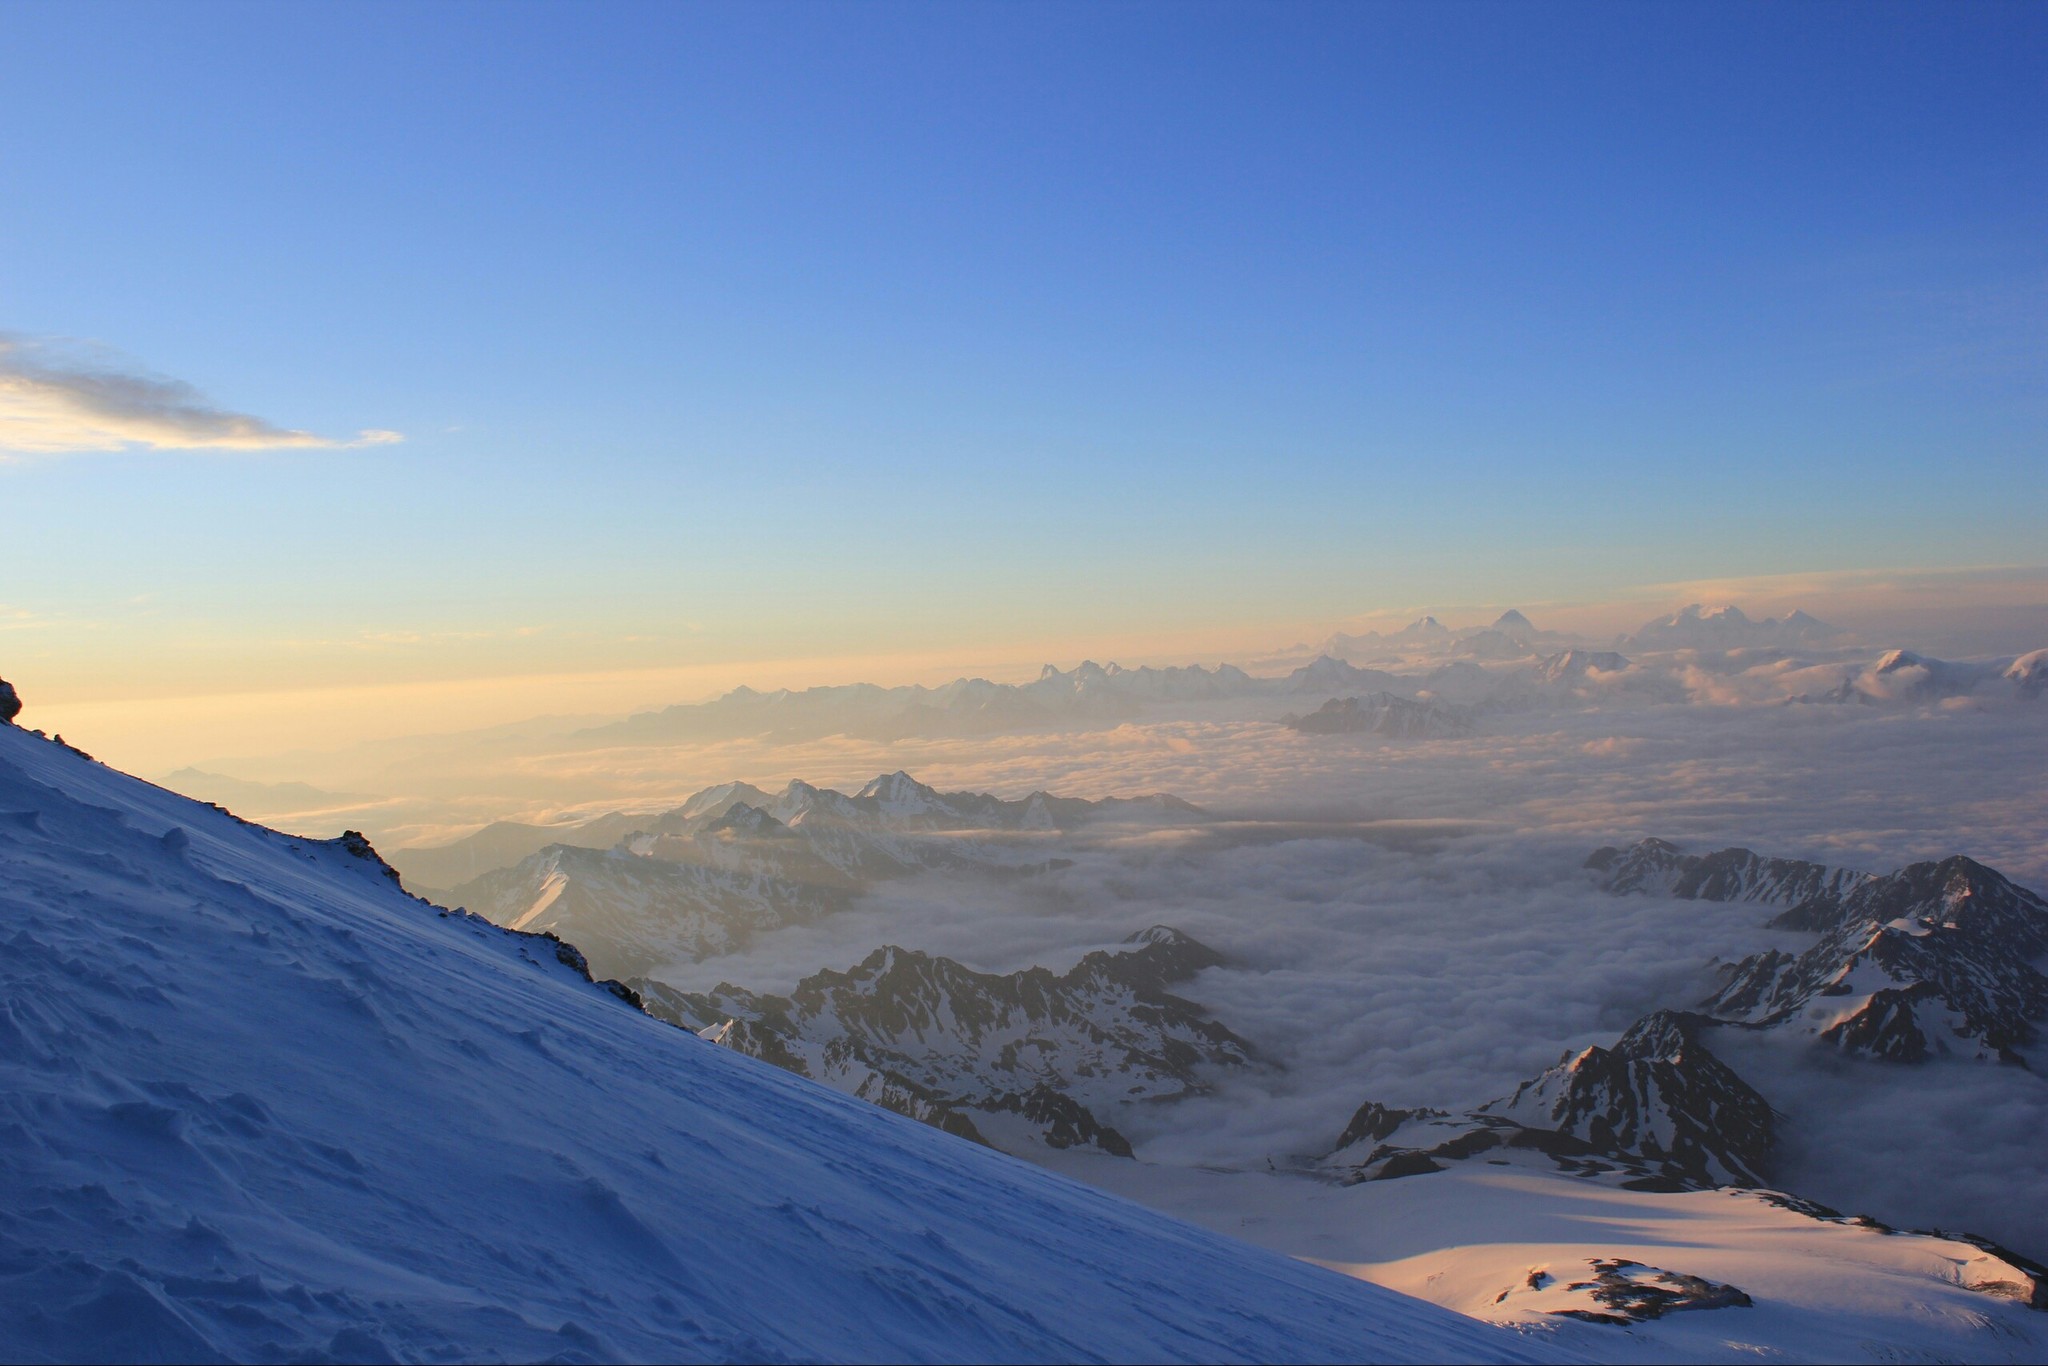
2008,649,2048,699
855,770,944,808
1491,609,1536,639
1624,603,1838,650
1538,649,1631,683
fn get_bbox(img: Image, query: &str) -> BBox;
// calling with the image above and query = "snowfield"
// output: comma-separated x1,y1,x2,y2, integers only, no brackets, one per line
1036,1151,2048,1365
0,722,1558,1364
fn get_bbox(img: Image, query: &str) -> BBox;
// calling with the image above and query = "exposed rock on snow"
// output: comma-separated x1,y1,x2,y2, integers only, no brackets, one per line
0,676,18,724
1535,1258,1753,1325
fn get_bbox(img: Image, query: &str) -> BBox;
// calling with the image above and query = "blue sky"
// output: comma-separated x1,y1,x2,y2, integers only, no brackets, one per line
0,1,2042,710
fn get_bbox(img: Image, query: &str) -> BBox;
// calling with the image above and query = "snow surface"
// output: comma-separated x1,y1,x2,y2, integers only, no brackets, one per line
1035,1150,2047,1365
0,723,1557,1364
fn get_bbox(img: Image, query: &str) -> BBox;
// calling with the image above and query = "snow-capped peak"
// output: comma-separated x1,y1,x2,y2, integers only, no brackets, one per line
855,770,946,812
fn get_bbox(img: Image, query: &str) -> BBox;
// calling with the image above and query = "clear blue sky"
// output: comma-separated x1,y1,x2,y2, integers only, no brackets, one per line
1,0,2043,704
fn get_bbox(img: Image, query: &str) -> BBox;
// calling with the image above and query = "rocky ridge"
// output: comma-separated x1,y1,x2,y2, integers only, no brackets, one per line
633,926,1250,1156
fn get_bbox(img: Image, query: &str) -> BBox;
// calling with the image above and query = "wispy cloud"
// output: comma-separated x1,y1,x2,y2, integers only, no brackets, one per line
0,333,400,455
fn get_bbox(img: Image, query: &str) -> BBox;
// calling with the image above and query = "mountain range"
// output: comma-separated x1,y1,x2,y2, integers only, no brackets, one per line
433,772,1209,979
635,926,1250,1156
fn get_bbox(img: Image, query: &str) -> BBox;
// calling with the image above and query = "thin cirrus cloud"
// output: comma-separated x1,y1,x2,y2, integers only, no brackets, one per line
0,334,399,456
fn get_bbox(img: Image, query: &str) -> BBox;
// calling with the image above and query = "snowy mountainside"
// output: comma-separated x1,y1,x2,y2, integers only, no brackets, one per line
1479,1011,1775,1189
1037,1146,2047,1365
1596,839,2048,1065
0,717,1554,1364
1703,855,2048,1062
634,927,1253,1157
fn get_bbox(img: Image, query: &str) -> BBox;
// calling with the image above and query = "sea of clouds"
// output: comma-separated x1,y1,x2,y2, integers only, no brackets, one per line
612,692,2048,1253
171,615,2048,1254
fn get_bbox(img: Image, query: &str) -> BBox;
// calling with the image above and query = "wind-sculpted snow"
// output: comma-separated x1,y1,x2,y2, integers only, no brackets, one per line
0,723,1558,1364
632,927,1252,1156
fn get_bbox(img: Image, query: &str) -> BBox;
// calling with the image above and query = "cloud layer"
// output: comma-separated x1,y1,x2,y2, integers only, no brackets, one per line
0,334,398,454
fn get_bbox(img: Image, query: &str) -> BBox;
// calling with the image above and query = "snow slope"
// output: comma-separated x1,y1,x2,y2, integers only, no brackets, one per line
0,723,1555,1364
1037,1151,2047,1365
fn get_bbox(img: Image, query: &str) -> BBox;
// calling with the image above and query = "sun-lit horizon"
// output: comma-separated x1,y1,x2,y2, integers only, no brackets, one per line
7,558,2038,781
